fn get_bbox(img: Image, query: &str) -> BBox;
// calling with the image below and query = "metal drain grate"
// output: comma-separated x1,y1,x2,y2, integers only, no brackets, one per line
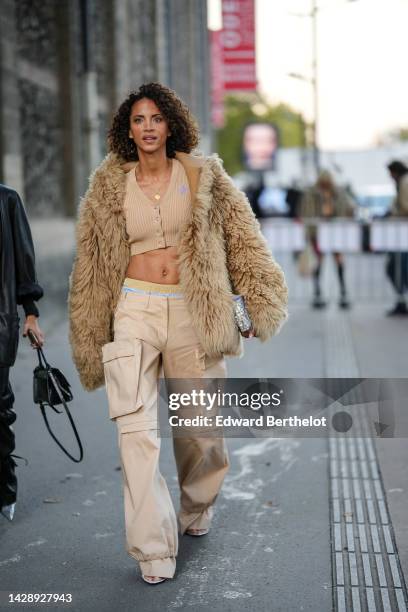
324,308,408,611
329,423,408,611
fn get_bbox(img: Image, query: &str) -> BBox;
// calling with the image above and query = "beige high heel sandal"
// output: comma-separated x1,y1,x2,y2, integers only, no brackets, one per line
185,527,209,536
142,575,167,585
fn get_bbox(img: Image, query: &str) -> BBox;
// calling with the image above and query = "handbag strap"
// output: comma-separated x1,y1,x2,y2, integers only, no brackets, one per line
36,344,50,369
28,331,83,462
27,330,49,368
39,400,84,463
39,366,83,462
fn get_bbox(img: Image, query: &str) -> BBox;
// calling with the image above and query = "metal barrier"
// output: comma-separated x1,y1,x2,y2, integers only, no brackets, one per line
261,219,408,303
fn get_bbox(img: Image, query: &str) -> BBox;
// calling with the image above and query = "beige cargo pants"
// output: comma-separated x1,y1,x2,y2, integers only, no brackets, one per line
102,278,230,579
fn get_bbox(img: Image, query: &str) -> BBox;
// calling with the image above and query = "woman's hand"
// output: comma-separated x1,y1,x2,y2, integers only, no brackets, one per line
241,326,256,339
23,315,45,347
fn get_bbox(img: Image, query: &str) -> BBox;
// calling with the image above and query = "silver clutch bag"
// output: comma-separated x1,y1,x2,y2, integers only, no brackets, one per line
232,294,253,332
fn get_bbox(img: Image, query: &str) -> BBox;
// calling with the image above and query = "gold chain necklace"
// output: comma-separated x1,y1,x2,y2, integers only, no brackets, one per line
135,161,172,201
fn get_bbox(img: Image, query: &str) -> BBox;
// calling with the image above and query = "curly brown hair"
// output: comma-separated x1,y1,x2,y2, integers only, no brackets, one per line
107,82,200,161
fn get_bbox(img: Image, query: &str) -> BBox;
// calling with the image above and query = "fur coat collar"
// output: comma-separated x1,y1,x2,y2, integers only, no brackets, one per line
68,150,288,391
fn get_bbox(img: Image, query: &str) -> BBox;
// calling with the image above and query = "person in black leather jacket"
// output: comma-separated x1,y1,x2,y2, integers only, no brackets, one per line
0,184,44,521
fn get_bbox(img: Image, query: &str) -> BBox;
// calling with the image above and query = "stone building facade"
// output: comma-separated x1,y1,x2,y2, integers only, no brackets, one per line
0,0,211,217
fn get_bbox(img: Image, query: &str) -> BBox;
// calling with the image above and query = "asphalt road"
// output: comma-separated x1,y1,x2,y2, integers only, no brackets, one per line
0,306,332,612
1,281,407,611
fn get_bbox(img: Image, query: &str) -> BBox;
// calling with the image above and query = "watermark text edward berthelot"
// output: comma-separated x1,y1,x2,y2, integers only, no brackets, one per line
168,414,327,428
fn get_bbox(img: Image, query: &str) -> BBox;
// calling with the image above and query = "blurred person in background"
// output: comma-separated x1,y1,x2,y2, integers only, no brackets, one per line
286,183,303,219
300,169,356,309
242,122,279,172
385,160,408,315
0,185,44,521
68,82,288,585
244,172,265,217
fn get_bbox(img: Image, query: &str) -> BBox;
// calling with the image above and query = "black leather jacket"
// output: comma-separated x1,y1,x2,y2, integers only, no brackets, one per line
0,184,43,366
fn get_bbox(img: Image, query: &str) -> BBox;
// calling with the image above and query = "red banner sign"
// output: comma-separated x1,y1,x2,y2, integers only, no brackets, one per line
210,30,225,128
221,0,257,91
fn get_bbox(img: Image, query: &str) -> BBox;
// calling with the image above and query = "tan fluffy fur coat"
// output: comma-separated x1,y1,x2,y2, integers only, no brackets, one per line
68,150,288,391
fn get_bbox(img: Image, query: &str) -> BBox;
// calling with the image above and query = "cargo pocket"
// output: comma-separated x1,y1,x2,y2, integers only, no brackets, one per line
102,338,144,420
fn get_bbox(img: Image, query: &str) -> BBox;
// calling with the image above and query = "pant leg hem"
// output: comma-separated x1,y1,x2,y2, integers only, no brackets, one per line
178,506,214,535
137,557,176,579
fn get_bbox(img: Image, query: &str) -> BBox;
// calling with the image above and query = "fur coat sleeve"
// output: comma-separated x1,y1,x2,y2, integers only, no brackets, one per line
68,168,113,391
212,159,289,341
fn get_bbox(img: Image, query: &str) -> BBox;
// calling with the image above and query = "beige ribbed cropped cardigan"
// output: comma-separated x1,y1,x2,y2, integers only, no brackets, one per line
124,158,191,255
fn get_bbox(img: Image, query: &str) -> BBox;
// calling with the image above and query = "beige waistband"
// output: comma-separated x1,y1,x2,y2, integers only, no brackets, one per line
123,277,182,293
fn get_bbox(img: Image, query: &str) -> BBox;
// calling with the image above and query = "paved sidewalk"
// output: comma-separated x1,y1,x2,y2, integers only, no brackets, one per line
0,218,407,611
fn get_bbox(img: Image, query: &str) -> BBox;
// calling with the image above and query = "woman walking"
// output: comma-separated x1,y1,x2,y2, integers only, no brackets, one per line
68,82,288,584
0,184,44,521
300,170,356,309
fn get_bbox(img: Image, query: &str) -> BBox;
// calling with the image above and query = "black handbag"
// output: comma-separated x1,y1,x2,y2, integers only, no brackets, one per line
28,330,83,463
